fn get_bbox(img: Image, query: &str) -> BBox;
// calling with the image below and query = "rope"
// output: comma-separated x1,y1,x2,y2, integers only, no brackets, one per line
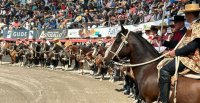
158,1,168,52
174,56,180,103
113,53,168,67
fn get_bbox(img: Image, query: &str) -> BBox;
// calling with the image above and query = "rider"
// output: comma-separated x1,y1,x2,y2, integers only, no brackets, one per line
64,37,73,48
16,38,22,46
105,36,115,48
52,38,63,52
159,4,200,103
96,38,104,47
23,38,30,47
162,15,187,50
41,38,50,46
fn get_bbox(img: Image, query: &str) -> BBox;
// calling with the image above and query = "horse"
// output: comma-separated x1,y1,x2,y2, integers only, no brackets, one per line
15,43,28,66
40,42,51,68
0,41,12,64
48,43,63,70
67,45,81,70
59,49,70,70
104,25,200,103
91,45,110,79
24,42,41,67
68,45,93,74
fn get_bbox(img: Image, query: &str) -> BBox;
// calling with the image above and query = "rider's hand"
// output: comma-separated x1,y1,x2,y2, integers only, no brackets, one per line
164,50,175,57
169,50,175,57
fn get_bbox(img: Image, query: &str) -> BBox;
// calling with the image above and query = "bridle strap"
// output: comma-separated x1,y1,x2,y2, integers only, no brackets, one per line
110,30,130,59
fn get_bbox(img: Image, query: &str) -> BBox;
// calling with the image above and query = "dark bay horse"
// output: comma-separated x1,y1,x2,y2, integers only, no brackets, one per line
104,25,200,103
40,42,51,68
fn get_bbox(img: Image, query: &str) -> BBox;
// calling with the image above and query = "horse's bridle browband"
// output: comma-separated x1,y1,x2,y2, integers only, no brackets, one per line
109,30,131,60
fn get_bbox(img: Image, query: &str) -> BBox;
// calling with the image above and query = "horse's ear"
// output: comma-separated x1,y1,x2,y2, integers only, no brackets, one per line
136,31,143,36
120,23,125,31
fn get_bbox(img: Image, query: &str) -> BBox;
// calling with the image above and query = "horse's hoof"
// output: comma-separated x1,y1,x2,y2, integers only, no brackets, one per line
124,91,130,95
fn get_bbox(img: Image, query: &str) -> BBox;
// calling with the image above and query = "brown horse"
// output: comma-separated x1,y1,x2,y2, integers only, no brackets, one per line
104,25,200,103
0,41,13,64
2,42,17,64
68,45,93,74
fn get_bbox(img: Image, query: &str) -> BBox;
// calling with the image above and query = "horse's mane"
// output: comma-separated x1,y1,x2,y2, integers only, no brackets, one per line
133,31,160,57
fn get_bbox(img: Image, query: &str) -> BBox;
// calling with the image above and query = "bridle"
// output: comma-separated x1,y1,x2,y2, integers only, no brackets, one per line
108,30,130,60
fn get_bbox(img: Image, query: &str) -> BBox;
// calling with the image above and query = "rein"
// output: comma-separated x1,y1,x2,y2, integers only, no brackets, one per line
113,53,167,67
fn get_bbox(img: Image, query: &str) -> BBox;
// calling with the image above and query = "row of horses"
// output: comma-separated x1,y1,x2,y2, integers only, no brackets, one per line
0,41,115,77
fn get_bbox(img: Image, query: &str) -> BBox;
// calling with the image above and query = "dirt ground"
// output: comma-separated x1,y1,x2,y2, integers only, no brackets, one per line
0,63,133,103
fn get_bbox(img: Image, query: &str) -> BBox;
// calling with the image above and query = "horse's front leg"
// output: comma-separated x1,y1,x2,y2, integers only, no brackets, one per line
81,62,84,75
21,56,24,67
100,73,104,81
0,55,3,65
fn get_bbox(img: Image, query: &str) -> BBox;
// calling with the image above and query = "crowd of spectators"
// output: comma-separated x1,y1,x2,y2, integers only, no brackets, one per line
0,0,197,31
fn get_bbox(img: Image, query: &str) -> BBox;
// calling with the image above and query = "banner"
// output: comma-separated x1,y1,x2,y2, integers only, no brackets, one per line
38,29,67,40
67,29,81,38
3,29,68,40
3,29,37,39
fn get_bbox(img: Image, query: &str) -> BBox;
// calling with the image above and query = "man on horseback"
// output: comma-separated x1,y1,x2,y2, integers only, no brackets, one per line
162,15,187,50
28,38,38,66
64,37,73,48
159,4,200,103
24,38,30,46
16,38,22,46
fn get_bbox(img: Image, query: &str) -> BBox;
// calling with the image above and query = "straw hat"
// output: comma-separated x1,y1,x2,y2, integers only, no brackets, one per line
54,38,59,42
180,4,200,12
64,36,70,39
144,25,151,31
156,22,169,29
106,36,111,39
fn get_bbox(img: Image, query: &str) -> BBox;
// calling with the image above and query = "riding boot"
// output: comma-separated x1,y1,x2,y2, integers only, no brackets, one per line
124,85,130,95
159,69,171,103
129,87,134,95
160,82,170,103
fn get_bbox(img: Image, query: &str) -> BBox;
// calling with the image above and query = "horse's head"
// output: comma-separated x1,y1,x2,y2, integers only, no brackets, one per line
104,25,143,65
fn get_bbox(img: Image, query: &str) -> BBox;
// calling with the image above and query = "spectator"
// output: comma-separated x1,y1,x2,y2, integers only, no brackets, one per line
0,0,188,30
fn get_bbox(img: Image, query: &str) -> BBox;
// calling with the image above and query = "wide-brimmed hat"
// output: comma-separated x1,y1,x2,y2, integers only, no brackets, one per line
156,22,169,29
64,36,70,39
54,38,59,42
170,15,185,22
180,4,200,12
144,25,151,31
106,36,111,39
150,25,159,31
